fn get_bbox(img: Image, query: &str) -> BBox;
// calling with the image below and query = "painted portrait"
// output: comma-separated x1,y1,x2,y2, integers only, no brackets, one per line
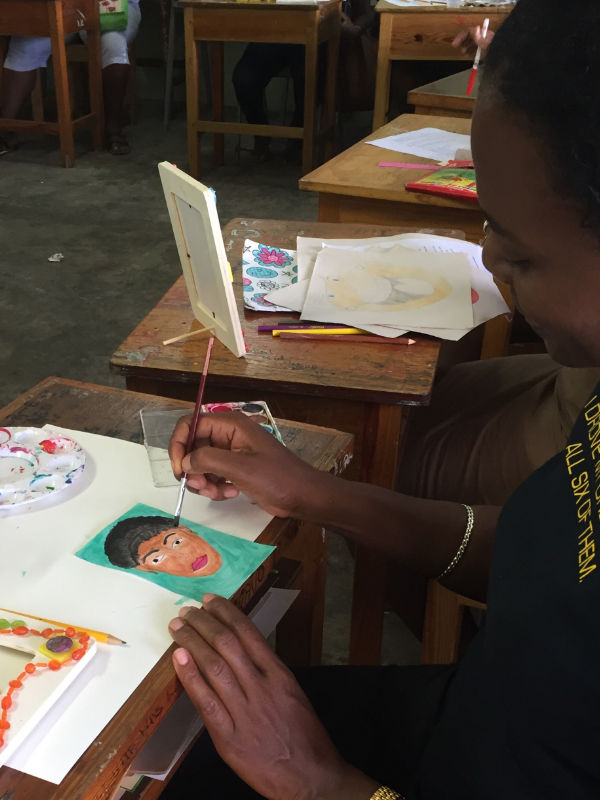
76,503,274,601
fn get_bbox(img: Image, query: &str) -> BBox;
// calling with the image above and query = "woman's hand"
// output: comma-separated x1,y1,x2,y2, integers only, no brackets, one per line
168,411,323,518
452,25,494,57
169,596,379,800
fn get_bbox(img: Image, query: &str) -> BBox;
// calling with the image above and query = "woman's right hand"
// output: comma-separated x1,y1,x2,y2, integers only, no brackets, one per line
452,25,494,57
168,411,323,518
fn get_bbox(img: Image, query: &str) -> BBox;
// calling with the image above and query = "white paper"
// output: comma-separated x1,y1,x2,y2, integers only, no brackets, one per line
129,588,299,780
1,426,272,783
367,127,471,163
268,233,508,341
301,243,473,329
394,234,510,338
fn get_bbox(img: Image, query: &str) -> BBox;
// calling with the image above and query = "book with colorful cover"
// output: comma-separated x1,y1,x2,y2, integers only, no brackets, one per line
405,162,478,203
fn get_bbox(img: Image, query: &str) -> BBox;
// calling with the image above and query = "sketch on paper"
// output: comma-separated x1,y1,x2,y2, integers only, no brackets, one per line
300,243,473,329
76,503,275,602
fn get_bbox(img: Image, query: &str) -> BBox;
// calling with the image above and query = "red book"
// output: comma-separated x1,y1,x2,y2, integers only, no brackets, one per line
405,164,478,203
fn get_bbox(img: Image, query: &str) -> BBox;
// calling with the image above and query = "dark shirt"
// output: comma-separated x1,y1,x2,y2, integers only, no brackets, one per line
416,381,600,799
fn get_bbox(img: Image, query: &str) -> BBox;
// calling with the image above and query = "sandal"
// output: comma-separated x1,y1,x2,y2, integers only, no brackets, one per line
0,134,18,156
106,133,130,156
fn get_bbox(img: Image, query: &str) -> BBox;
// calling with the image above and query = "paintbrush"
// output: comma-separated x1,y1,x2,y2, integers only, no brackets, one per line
466,17,489,96
173,336,215,527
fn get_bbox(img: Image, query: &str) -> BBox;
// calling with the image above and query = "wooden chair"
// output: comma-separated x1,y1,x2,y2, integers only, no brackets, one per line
65,43,136,123
28,43,136,126
421,580,486,664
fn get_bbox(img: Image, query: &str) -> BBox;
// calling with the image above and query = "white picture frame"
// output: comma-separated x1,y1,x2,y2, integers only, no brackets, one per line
0,613,97,766
158,162,246,358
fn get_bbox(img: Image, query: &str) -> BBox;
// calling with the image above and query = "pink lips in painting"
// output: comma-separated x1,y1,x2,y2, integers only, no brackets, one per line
192,555,208,572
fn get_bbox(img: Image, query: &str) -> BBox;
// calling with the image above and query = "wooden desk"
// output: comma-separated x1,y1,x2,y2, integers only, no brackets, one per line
110,217,441,664
373,1,512,129
300,113,484,242
180,0,341,177
408,67,477,118
0,376,352,800
0,0,103,167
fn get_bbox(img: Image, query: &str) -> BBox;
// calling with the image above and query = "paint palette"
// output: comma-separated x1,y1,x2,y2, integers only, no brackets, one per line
0,428,86,507
201,401,284,443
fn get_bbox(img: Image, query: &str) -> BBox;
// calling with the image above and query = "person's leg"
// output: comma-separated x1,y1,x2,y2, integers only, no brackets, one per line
232,43,289,155
161,664,455,799
1,36,53,151
79,0,141,153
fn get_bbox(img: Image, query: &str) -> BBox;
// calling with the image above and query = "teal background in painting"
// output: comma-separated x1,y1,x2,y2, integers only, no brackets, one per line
76,502,274,602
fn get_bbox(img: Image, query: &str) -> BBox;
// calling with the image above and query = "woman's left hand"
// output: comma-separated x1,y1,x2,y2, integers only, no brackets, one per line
169,595,378,800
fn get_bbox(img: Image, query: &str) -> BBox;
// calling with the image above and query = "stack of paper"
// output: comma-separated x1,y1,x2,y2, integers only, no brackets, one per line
266,233,510,341
367,127,471,163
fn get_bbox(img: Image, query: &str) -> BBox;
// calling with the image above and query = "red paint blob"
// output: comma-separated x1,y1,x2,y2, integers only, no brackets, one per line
39,439,58,454
471,288,479,304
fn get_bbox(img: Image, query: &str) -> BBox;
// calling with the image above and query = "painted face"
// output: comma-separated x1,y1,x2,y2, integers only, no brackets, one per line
472,102,600,367
135,526,222,577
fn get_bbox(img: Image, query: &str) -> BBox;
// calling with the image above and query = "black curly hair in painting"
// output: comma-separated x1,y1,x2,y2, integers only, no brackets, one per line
481,0,600,232
104,515,173,568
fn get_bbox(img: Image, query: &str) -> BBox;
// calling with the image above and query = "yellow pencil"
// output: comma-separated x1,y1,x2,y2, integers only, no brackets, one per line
0,608,126,645
272,327,364,337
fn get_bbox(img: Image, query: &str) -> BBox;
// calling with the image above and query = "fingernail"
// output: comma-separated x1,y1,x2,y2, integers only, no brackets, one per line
170,618,184,631
202,593,217,605
174,648,189,666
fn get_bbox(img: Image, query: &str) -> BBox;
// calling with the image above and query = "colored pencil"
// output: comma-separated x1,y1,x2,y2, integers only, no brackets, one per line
173,336,215,527
378,162,440,170
0,608,125,645
466,17,489,96
272,327,364,336
278,333,416,345
258,323,350,333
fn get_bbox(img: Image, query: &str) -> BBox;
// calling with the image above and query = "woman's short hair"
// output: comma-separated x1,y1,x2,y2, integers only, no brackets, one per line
482,0,600,232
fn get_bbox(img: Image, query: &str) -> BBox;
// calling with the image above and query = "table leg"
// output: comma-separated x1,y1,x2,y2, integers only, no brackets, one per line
48,2,75,167
349,402,408,665
276,522,327,667
302,17,319,176
184,8,200,177
321,19,340,163
211,42,225,166
372,12,392,131
85,23,104,150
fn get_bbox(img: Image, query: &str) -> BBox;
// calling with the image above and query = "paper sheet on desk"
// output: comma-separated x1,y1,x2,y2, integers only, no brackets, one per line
1,426,272,784
367,128,471,163
266,233,509,339
267,233,411,337
300,243,473,329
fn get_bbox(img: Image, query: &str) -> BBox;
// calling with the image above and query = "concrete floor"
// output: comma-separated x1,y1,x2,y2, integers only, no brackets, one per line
0,105,420,666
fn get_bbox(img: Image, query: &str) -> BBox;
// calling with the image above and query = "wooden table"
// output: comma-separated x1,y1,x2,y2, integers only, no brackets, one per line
180,0,341,177
110,217,441,664
300,113,484,242
408,67,477,118
0,376,353,800
0,0,103,167
373,1,512,129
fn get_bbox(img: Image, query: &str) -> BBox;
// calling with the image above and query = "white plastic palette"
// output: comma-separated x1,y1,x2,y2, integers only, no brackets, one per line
0,427,86,507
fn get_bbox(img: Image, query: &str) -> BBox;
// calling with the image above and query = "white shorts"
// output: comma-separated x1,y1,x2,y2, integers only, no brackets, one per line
4,0,141,72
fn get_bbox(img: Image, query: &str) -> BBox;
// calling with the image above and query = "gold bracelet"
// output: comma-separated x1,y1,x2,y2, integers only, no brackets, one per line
370,787,405,800
435,503,475,580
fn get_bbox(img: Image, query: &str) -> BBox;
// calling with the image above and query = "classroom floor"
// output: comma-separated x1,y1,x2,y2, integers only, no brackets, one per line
0,103,421,667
